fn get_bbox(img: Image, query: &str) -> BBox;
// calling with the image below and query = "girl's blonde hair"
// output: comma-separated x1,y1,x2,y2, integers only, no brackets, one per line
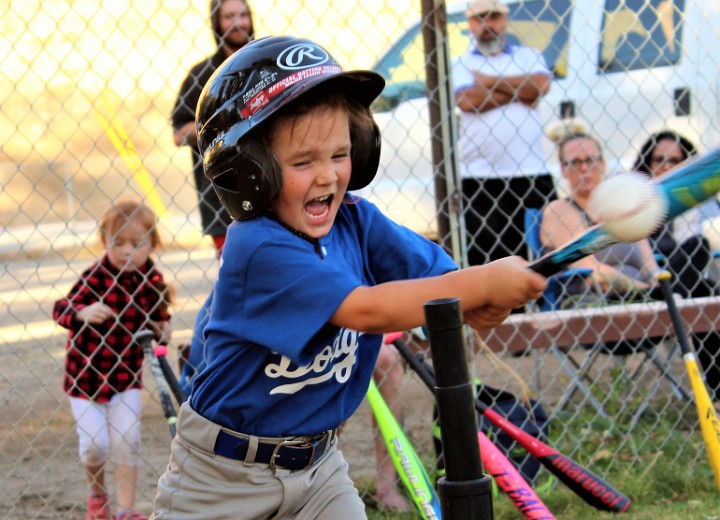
98,199,162,249
98,200,173,309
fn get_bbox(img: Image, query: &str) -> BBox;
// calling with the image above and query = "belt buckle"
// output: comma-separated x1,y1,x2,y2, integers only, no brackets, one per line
270,438,315,470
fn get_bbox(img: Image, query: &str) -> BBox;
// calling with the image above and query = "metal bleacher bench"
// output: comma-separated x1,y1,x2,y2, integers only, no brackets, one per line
480,295,720,354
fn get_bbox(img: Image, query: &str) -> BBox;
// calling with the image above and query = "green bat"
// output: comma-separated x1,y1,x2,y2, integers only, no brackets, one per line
366,379,442,519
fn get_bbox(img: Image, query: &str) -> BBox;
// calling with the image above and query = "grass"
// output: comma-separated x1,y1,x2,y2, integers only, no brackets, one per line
361,386,720,519
364,454,720,519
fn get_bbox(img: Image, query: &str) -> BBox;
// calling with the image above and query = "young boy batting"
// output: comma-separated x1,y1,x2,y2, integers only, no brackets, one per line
150,35,546,519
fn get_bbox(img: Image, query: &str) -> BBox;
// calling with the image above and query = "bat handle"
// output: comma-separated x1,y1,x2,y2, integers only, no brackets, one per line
133,329,155,348
656,271,694,356
134,329,178,438
156,350,187,405
529,255,564,277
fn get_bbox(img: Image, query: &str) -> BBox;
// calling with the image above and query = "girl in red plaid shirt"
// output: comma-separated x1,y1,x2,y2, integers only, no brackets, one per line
53,200,172,520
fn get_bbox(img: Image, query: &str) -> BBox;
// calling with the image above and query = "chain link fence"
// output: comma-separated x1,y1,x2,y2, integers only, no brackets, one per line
2,0,720,518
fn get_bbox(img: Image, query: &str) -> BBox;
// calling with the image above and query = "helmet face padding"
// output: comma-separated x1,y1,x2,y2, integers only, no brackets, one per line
196,36,385,220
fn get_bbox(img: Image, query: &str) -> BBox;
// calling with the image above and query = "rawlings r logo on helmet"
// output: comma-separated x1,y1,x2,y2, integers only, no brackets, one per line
277,44,329,70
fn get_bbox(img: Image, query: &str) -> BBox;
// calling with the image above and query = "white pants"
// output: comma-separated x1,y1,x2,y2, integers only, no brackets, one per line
152,402,366,520
69,389,142,467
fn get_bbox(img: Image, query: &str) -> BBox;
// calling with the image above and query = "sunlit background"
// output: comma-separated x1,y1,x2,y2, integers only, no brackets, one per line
0,0,416,231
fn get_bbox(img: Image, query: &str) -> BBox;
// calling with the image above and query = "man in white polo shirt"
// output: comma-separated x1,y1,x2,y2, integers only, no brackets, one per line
453,0,555,266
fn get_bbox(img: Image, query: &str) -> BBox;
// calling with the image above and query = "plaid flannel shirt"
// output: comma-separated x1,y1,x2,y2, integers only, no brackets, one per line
53,255,171,402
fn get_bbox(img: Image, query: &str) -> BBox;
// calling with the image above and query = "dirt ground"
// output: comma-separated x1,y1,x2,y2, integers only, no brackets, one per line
0,323,693,519
0,332,440,519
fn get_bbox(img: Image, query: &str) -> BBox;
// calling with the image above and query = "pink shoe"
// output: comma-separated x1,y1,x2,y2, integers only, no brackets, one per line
86,493,110,520
113,511,148,520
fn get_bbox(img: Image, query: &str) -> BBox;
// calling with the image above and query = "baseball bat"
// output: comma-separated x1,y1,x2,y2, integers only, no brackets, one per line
385,334,555,518
154,344,186,405
389,335,631,512
477,431,555,519
134,330,177,438
656,271,720,491
531,146,720,277
366,378,442,520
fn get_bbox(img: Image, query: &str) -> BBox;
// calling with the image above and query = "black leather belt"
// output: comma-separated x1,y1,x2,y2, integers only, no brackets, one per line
213,430,335,470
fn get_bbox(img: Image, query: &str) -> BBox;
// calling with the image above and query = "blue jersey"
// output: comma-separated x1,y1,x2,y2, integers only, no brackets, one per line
190,198,457,436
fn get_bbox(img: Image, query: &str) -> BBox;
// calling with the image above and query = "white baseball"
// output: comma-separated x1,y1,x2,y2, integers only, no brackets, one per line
587,171,668,242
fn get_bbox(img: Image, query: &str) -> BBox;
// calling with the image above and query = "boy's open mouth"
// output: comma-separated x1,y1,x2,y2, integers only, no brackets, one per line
305,194,333,218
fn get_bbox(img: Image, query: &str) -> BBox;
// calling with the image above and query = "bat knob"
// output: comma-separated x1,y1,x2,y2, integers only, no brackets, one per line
384,332,404,344
154,344,169,357
133,329,155,345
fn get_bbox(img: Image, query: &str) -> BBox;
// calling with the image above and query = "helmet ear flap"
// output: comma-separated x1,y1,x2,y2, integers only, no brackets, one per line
209,140,283,221
348,118,382,191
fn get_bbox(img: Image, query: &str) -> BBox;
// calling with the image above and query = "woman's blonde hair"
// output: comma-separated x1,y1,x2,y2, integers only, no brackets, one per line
546,120,603,164
546,118,588,144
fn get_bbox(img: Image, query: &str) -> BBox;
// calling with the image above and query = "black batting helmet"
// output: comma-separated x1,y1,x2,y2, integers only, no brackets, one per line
196,35,386,221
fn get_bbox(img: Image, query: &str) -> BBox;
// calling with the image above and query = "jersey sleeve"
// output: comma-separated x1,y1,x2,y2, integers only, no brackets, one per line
351,199,458,283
